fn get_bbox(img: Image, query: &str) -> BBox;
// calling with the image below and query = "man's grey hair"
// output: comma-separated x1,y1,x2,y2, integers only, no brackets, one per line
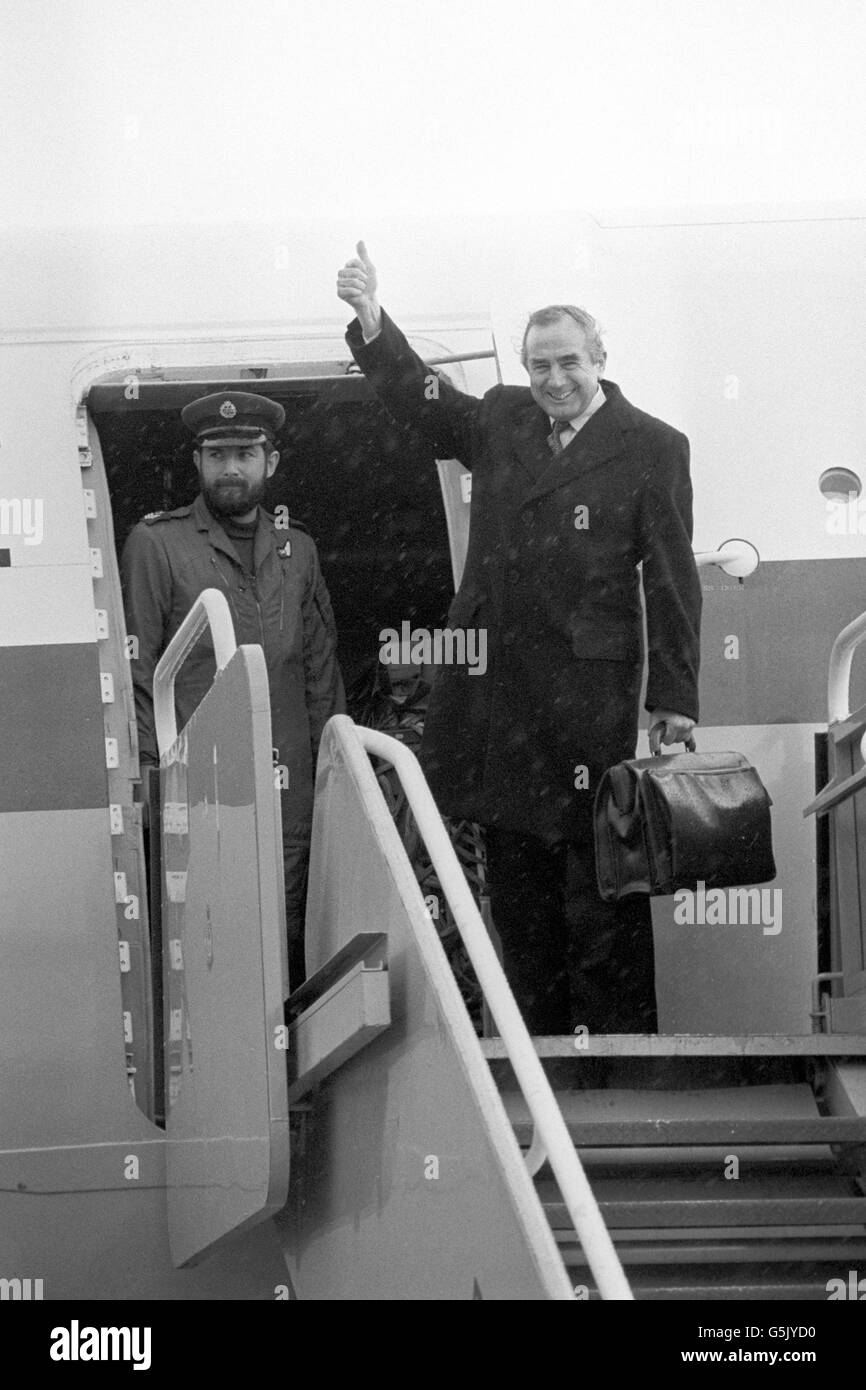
521,305,606,367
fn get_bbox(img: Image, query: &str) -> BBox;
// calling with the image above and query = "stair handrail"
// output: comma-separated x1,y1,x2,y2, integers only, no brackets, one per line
803,606,866,817
827,607,866,726
354,722,633,1301
153,587,237,758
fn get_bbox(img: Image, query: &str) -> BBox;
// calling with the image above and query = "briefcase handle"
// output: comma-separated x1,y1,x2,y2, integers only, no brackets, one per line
649,721,697,757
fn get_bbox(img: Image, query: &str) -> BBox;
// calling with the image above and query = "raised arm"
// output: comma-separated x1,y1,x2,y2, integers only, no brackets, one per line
336,241,484,467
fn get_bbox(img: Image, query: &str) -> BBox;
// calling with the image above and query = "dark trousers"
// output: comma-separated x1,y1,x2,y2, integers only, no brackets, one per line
283,837,311,990
484,827,657,1035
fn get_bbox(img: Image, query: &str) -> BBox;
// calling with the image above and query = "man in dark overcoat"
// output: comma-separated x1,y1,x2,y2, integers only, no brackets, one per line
338,243,700,1034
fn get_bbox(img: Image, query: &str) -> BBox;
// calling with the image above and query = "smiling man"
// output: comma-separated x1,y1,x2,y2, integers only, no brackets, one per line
338,243,701,1035
525,306,606,429
121,391,345,982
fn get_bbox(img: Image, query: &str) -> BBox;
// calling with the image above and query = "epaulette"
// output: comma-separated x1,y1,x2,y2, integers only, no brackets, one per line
143,504,193,525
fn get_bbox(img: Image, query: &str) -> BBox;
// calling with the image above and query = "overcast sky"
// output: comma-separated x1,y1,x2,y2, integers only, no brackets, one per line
2,0,865,229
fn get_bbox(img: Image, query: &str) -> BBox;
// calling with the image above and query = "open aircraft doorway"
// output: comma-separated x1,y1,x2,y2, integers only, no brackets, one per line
84,331,502,1126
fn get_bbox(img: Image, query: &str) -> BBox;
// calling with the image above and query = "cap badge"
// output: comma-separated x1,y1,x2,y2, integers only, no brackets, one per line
219,400,237,419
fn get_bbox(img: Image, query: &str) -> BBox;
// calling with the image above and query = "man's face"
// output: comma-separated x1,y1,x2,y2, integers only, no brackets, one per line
194,440,279,519
524,317,605,421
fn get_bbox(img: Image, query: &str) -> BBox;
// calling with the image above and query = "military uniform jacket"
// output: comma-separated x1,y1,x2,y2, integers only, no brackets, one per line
121,492,345,842
347,310,701,843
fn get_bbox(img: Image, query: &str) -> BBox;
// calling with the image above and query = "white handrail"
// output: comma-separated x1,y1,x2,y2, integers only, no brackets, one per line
355,724,633,1301
827,609,866,725
153,588,237,759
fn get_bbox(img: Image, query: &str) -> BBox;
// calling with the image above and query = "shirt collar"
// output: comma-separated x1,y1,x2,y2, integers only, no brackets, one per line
548,384,606,431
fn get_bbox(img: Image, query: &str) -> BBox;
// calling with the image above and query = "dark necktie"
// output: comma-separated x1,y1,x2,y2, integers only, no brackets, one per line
548,419,571,456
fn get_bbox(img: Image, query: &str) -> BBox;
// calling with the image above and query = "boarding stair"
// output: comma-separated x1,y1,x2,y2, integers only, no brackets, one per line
150,588,866,1297
483,604,866,1299
486,1039,866,1299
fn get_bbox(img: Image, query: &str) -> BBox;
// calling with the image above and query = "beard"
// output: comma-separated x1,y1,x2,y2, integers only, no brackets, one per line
202,473,268,519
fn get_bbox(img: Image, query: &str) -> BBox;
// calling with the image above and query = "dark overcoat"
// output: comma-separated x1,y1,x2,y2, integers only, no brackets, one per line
348,311,701,843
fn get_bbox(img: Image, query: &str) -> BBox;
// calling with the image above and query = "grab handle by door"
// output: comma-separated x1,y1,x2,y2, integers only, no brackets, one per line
153,587,237,759
693,538,759,577
827,608,866,725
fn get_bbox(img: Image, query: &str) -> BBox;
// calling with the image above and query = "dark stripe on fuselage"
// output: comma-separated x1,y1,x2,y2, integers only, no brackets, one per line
0,644,107,811
0,559,861,820
700,558,866,726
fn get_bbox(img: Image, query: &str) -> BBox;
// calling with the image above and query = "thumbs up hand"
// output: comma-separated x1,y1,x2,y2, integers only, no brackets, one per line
337,240,377,305
337,240,382,339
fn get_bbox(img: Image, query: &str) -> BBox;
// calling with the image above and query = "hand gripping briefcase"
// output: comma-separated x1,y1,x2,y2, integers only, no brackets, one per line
593,727,776,901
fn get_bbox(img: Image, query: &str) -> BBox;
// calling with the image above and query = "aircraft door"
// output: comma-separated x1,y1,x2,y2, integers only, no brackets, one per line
155,590,289,1266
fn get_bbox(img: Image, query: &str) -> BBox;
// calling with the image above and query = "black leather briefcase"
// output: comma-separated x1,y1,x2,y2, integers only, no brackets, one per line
593,730,776,901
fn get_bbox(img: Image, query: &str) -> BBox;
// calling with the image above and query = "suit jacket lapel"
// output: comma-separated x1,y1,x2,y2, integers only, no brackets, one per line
517,382,630,503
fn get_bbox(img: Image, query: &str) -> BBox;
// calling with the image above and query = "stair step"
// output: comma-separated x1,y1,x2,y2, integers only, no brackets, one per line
576,1271,842,1299
564,1150,841,1170
597,1260,852,1299
560,1235,866,1264
537,1173,861,1200
502,1079,827,1125
512,1116,866,1146
542,1195,866,1228
630,1279,835,1301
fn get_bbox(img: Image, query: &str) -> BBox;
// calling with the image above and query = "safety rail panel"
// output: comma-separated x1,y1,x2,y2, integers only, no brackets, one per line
152,589,290,1266
804,607,866,1032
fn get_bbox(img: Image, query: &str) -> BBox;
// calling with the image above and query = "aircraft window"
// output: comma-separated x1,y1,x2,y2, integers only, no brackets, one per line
819,466,861,501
